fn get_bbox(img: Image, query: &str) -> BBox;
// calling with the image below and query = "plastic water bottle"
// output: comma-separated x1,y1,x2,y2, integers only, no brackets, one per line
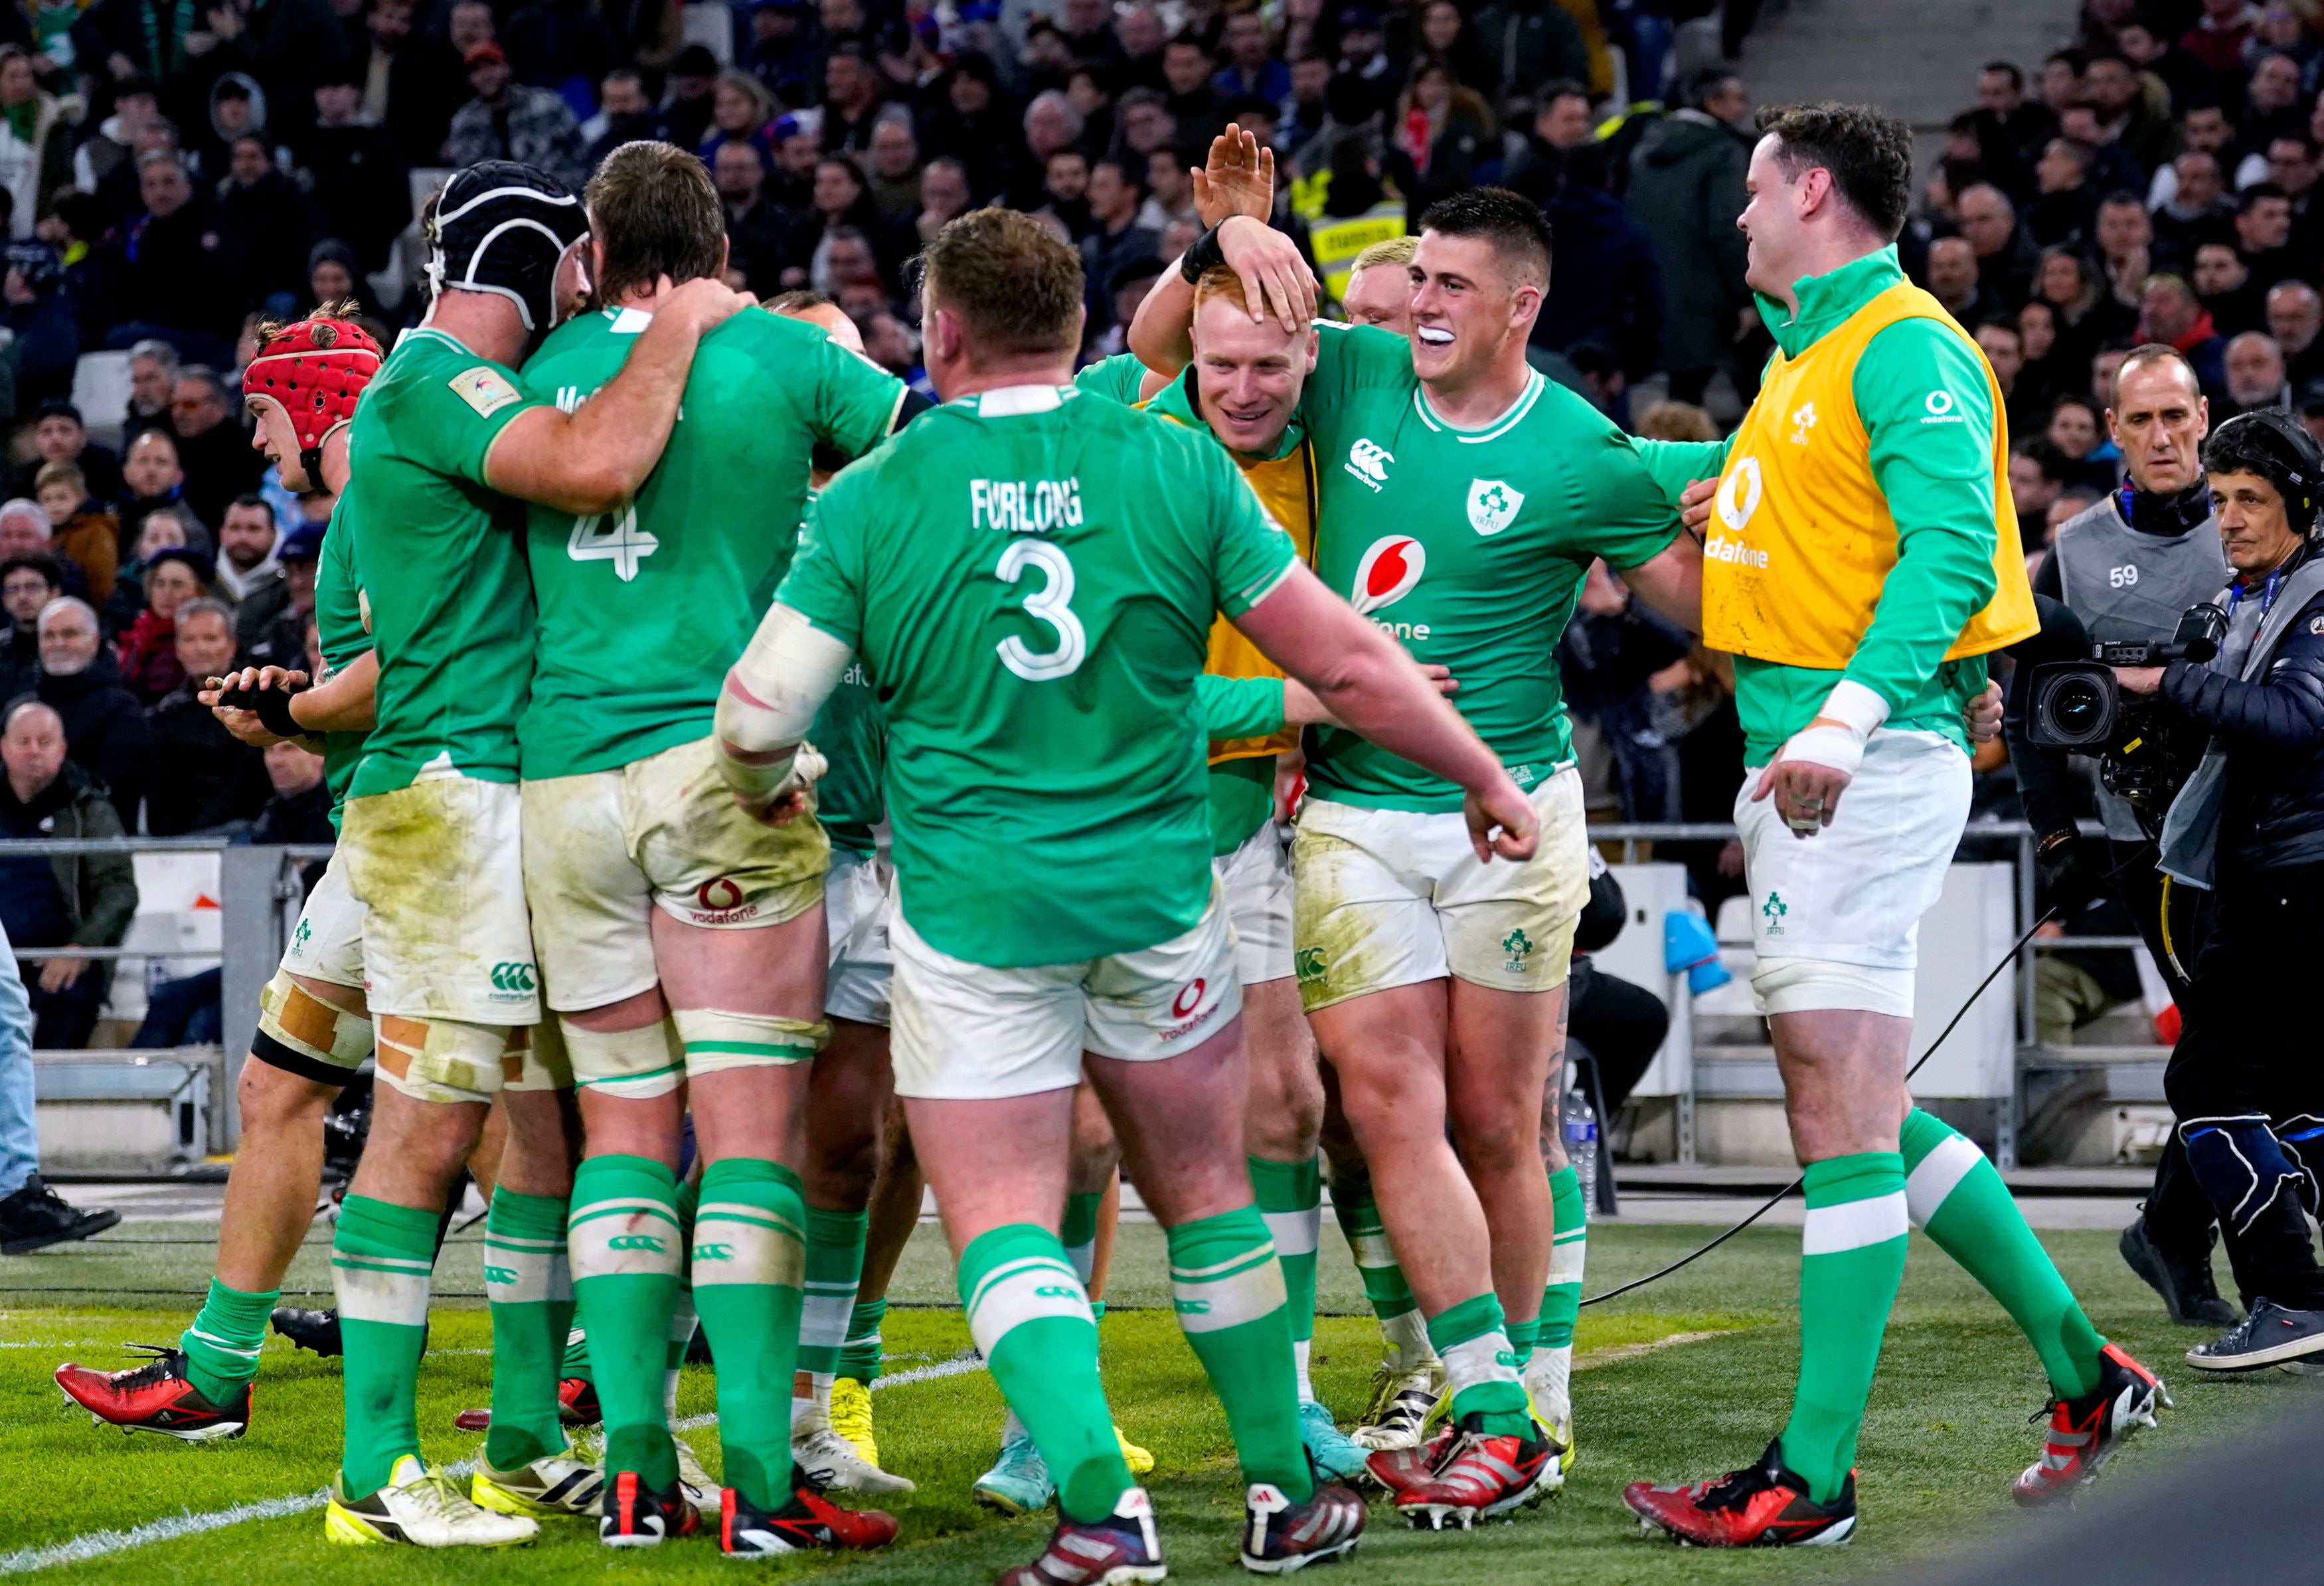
1562,1085,1598,1200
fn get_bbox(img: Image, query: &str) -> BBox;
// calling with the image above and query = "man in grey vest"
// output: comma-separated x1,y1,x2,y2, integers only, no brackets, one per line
2013,343,2234,1328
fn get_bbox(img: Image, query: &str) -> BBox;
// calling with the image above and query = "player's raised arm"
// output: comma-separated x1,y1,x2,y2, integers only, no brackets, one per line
1231,564,1535,859
486,274,750,514
1129,215,1316,377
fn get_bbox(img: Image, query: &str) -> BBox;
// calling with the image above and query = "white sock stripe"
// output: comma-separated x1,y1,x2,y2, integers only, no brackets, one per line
330,1252,432,1275
1170,1243,1279,1282
1801,1189,1910,1255
484,1231,565,1252
696,1201,804,1240
481,1244,573,1306
689,1216,804,1289
183,1328,262,1359
965,1264,1094,1355
1548,1241,1587,1283
1349,1231,1400,1269
1171,1251,1287,1334
333,1261,430,1328
1293,1337,1315,1401
568,1197,681,1225
799,1290,853,1348
1904,1134,1985,1226
965,1254,1079,1317
569,1207,687,1279
1438,1330,1521,1397
1061,1239,1097,1286
1260,1208,1321,1258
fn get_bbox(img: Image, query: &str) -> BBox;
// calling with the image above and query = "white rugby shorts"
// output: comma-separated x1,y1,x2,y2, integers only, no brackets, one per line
888,884,1242,1101
1216,819,1295,986
1290,767,1588,1013
279,851,365,991
1735,727,1971,1017
825,845,893,1027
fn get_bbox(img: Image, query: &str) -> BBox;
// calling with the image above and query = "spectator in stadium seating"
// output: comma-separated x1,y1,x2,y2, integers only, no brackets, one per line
110,506,195,631
121,339,178,446
347,0,465,168
3,240,80,411
113,545,207,705
2082,51,2179,175
2094,189,2158,313
1079,155,1159,334
2152,150,2234,270
659,44,719,153
582,67,661,168
297,68,410,277
144,595,267,835
2140,270,2230,395
210,493,278,608
114,430,195,558
711,139,784,296
1926,234,2002,326
0,696,135,1049
1972,59,2058,196
15,400,120,504
2009,436,2070,527
1390,54,1495,211
2244,50,2309,145
920,53,1025,204
0,47,73,241
2270,278,2324,384
2028,137,2100,249
2193,239,2264,335
216,135,319,313
697,68,780,167
0,553,59,697
2233,183,2301,288
1957,180,2036,306
893,155,973,262
1466,0,1588,108
0,901,116,1245
1037,148,1092,240
2046,392,2121,491
98,153,249,359
250,733,333,843
239,515,315,666
1975,318,2040,438
2225,330,2293,414
164,367,263,528
821,46,886,157
784,158,884,290
1214,9,1290,104
31,462,115,604
1626,67,1752,406
739,1,817,109
35,595,148,826
446,42,587,190
1160,34,1224,145
1501,76,1593,205
1535,143,1661,387
863,112,924,219
502,0,619,114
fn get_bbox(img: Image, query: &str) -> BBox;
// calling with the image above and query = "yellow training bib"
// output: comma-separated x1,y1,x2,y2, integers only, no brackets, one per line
1702,280,2036,669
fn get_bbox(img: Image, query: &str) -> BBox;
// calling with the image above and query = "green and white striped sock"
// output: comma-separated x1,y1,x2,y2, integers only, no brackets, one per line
332,1195,438,1499
1167,1206,1311,1498
1527,1164,1586,1419
481,1186,572,1471
1329,1176,1433,1370
795,1206,867,1431
1778,1152,1909,1504
691,1159,807,1509
837,1294,887,1383
1428,1292,1528,1437
180,1278,275,1404
569,1154,682,1492
1248,1155,1321,1401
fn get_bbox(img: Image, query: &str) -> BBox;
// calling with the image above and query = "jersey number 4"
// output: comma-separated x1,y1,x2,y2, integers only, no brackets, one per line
569,505,661,581
995,539,1086,681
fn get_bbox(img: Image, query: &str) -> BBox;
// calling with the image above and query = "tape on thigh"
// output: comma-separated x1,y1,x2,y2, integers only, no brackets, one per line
375,1015,513,1103
255,970,372,1075
503,1021,575,1093
673,1007,828,1077
564,1017,685,1100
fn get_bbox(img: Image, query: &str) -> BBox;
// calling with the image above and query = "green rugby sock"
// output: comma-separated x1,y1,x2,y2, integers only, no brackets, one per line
561,1324,591,1384
1428,1292,1528,1437
569,1154,681,1491
181,1278,275,1403
1168,1206,1313,1498
1901,1109,2106,1399
1062,1189,1107,1321
481,1187,572,1470
1505,1314,1540,1366
1248,1154,1321,1399
1780,1153,1908,1504
692,1159,806,1509
331,1195,438,1499
798,1205,868,1421
1329,1174,1431,1369
1541,1164,1586,1351
962,1222,1129,1524
838,1294,888,1382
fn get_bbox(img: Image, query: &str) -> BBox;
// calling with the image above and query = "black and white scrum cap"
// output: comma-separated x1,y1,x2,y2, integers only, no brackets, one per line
425,161,588,333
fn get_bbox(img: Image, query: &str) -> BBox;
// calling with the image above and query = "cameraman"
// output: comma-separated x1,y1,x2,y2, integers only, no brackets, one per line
2121,409,2324,1371
2011,343,2232,1326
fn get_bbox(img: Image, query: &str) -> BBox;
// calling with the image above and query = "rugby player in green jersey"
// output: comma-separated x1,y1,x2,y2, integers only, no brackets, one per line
1133,191,1703,1524
56,311,394,1445
714,207,1535,1581
509,144,914,1554
321,161,750,1551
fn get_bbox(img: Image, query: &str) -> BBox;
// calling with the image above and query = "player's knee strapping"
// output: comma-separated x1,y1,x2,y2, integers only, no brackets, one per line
254,971,371,1077
374,1015,515,1102
562,1017,684,1101
673,1007,828,1080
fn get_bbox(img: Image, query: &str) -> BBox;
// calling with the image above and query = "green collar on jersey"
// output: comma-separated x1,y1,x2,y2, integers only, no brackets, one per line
1145,365,1307,463
1755,244,1906,359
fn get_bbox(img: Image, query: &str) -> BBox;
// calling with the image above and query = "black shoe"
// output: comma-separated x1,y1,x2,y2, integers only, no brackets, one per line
599,1470,700,1548
2186,1298,2324,1371
0,1174,119,1254
2120,1217,2239,1327
271,1306,343,1357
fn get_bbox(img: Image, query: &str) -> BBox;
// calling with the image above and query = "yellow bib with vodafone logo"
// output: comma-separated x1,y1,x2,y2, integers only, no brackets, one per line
1702,280,2037,668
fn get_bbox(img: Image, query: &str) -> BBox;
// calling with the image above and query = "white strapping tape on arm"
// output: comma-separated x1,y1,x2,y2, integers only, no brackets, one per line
715,602,853,802
1776,677,1890,778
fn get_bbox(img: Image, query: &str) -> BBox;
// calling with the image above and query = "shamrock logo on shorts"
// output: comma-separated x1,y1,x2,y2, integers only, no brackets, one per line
1762,891,1788,936
1501,927,1533,974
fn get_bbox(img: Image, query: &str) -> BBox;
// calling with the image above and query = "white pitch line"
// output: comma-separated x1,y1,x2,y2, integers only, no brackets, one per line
8,1356,987,1574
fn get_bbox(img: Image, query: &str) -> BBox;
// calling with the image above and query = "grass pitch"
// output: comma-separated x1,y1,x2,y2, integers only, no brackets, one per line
2,1212,2311,1584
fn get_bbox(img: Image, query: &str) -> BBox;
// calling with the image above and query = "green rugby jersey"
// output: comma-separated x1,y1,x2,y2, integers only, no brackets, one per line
343,327,547,799
811,656,885,857
516,306,904,781
1297,322,1680,812
312,500,371,829
776,383,1298,966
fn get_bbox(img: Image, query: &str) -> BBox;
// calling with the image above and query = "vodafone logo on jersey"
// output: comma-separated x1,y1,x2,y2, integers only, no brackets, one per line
1171,979,1206,1018
1351,536,1426,616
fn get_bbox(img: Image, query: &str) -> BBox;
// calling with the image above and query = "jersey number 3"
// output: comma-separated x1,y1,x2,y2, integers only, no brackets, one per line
995,539,1086,681
569,505,661,581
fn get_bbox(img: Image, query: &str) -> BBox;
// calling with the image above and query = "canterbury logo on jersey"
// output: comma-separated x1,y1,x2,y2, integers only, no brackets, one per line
1344,438,1393,490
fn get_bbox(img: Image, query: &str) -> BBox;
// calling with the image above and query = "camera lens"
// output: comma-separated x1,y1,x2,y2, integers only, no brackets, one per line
2048,677,2104,738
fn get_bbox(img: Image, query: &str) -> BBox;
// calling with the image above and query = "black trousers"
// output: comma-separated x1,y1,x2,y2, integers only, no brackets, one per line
2112,840,2219,1261
1567,959,1670,1117
2163,861,2324,1310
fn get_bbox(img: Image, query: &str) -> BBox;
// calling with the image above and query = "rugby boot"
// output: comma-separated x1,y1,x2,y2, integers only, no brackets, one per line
56,1345,248,1442
1240,1475,1365,1573
998,1486,1164,1586
324,1454,538,1547
1624,1439,1855,1547
2013,1342,2166,1506
718,1481,898,1557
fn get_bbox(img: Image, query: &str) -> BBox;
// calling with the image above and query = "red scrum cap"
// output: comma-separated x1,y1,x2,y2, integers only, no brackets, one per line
244,312,383,486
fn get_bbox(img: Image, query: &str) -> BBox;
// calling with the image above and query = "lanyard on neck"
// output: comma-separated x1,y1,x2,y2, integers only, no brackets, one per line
2226,566,2287,620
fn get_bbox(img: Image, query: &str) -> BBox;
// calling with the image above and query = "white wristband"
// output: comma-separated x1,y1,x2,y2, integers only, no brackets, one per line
1777,679,1890,777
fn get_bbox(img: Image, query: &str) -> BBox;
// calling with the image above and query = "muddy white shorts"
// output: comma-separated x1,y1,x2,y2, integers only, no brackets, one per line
1735,727,1971,1018
825,845,893,1027
888,885,1242,1101
280,851,365,991
1290,768,1588,1013
1216,820,1294,986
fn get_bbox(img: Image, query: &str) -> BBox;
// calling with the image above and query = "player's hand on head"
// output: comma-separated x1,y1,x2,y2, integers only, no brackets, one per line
1218,215,1315,332
1465,776,1538,863
1679,476,1716,536
1963,679,2003,742
665,274,750,334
